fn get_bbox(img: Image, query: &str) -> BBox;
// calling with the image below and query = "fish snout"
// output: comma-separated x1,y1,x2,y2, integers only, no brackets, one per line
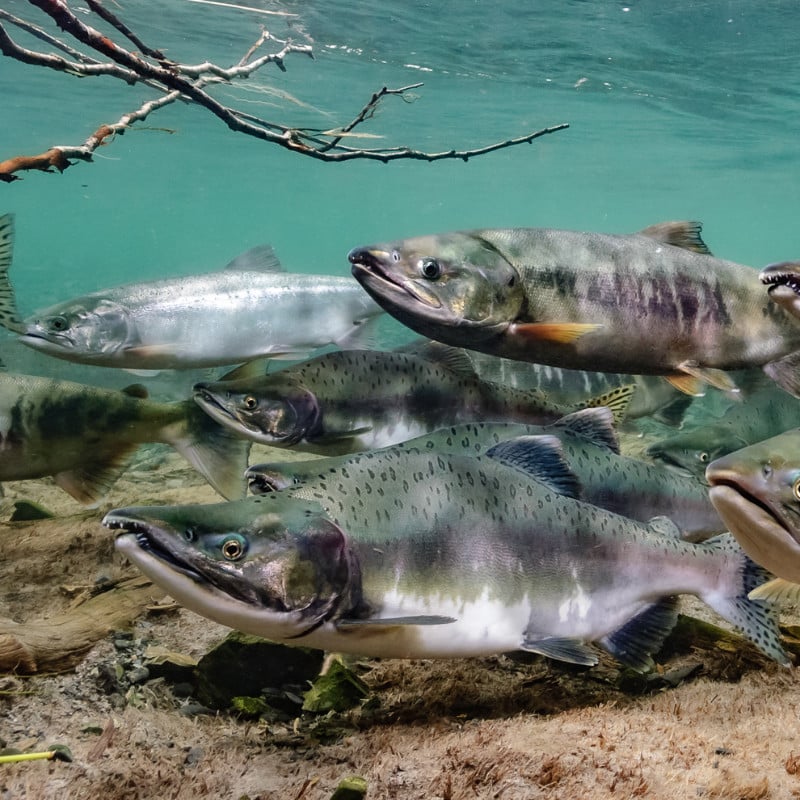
347,247,391,270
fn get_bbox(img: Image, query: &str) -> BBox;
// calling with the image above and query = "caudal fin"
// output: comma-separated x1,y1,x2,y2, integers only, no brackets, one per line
166,402,251,500
0,213,25,334
700,533,790,666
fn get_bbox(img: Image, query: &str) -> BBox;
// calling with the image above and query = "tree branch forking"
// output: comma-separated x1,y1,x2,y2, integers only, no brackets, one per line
0,0,568,183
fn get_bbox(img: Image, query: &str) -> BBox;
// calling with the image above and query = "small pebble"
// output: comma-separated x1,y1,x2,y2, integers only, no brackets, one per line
127,667,150,685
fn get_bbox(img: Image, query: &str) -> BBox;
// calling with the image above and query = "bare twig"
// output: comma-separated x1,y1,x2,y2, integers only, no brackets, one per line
0,0,569,182
84,0,167,62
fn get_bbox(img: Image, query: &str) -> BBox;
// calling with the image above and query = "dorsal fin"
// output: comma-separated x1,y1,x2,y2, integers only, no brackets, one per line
121,383,149,399
218,359,268,383
224,244,283,272
0,213,25,334
551,407,619,454
485,434,581,498
397,340,477,376
638,221,712,255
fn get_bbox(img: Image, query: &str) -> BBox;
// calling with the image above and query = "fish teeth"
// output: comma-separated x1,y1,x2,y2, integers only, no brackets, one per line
762,273,800,294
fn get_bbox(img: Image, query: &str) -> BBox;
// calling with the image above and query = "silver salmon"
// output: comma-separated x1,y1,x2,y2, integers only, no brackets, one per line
0,218,382,370
105,437,788,668
349,221,800,396
0,371,250,503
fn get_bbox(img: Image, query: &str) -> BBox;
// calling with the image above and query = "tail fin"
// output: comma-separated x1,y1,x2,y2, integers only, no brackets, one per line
0,213,25,334
700,533,789,666
166,402,251,500
579,383,635,425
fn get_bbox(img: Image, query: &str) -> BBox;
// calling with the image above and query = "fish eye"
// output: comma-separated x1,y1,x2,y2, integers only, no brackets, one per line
221,534,247,561
47,315,68,332
698,452,709,463
419,257,442,281
391,250,401,263
183,527,197,543
243,395,258,410
792,477,800,501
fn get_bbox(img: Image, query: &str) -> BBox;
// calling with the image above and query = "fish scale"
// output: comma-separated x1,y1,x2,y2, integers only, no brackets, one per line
107,439,788,668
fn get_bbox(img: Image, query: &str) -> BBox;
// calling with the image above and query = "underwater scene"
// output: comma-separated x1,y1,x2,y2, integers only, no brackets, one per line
2,1,800,798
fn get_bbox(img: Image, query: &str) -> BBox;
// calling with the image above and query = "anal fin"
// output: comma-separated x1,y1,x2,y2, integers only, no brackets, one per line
519,634,599,666
599,596,680,672
53,445,138,505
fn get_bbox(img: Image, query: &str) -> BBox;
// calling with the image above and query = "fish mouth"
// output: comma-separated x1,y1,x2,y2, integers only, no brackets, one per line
760,263,800,296
348,248,442,310
19,330,75,350
644,447,698,478
706,474,800,582
707,475,790,534
193,387,240,429
104,513,205,583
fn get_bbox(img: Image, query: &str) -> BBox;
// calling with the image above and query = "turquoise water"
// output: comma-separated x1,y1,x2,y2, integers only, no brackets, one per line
1,0,799,325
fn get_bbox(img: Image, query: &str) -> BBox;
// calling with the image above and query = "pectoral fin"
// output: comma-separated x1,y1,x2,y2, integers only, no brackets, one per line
519,635,599,666
764,351,800,399
314,426,374,444
337,615,456,629
511,322,603,345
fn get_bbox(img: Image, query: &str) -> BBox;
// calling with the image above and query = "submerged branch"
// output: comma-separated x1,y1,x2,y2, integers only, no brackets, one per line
1,0,569,182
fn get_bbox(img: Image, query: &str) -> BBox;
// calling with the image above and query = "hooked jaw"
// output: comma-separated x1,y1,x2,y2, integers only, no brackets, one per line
761,262,800,319
105,509,309,640
706,461,800,582
348,247,443,311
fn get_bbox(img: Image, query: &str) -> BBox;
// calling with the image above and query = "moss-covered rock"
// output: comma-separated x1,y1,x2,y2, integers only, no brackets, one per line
302,659,369,714
194,632,324,710
231,695,271,719
330,776,367,800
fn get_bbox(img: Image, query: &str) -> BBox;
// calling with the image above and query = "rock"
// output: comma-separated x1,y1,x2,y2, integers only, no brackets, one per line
126,666,150,685
143,646,197,683
194,632,323,710
330,776,368,800
302,659,369,714
231,696,270,719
